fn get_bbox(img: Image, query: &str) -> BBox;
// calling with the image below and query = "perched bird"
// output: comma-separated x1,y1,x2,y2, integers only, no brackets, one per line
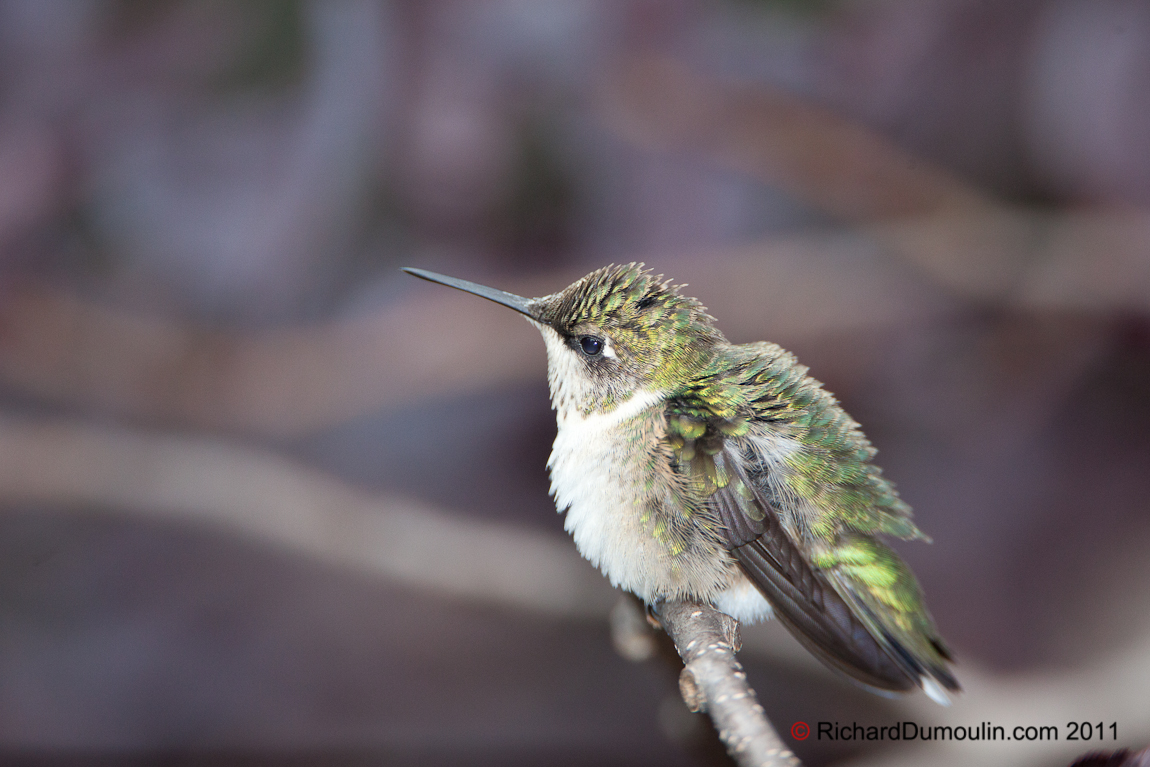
404,263,958,704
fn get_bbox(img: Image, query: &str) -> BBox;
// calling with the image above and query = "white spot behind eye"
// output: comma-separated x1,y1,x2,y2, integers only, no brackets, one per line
602,339,617,359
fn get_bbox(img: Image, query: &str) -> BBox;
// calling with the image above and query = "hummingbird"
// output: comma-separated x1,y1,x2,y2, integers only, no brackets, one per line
403,263,958,704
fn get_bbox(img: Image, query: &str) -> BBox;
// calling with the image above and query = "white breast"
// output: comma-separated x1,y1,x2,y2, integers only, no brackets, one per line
546,389,669,601
533,323,778,621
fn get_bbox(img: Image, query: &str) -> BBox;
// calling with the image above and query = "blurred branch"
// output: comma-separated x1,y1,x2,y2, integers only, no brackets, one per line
604,55,988,222
2,203,1144,440
0,412,1149,766
0,283,544,438
0,241,943,437
0,415,615,618
870,206,1150,306
603,54,1150,307
657,600,801,767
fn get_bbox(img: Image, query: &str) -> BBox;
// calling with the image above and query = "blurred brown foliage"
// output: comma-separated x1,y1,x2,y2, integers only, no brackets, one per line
0,1,1148,766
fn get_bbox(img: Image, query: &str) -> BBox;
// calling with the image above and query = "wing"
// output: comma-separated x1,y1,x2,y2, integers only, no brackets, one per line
665,401,958,699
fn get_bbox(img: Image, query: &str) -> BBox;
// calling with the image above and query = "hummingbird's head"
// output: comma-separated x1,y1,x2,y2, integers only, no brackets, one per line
530,263,723,416
403,263,724,417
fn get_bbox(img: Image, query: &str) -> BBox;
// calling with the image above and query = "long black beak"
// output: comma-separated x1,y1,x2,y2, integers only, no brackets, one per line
402,268,538,320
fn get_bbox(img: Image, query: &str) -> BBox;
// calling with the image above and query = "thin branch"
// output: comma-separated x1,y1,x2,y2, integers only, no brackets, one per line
656,599,801,767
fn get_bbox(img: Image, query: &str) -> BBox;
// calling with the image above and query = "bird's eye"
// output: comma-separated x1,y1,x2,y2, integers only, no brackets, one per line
579,336,603,356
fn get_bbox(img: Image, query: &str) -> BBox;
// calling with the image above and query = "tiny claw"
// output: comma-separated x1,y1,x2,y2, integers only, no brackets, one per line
646,600,665,630
721,616,742,653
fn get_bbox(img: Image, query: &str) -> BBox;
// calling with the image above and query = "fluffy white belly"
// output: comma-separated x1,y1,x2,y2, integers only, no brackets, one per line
546,388,773,625
713,577,774,623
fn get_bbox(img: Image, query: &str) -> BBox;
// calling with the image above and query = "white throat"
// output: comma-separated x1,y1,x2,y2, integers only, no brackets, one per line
536,324,604,418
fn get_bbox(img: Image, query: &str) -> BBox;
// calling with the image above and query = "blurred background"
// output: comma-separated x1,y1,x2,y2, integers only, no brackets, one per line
0,0,1148,765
